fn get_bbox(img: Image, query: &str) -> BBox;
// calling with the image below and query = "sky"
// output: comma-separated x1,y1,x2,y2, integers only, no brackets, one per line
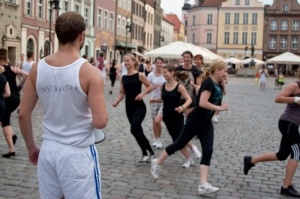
161,0,298,21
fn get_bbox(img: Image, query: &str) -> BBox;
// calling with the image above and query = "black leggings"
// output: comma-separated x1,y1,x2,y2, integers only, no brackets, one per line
165,120,214,166
163,115,184,142
2,92,20,127
109,73,116,87
126,103,153,156
276,119,300,161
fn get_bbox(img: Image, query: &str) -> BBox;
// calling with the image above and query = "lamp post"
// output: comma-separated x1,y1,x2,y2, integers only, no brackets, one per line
48,0,60,55
125,22,131,54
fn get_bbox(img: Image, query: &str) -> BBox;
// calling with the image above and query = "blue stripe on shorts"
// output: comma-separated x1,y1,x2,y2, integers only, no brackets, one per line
90,145,101,199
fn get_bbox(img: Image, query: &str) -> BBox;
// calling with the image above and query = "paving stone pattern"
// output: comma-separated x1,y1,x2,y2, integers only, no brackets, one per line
0,76,298,199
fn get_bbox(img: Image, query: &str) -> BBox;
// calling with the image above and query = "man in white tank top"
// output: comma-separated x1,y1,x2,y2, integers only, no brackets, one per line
18,11,108,199
21,51,35,74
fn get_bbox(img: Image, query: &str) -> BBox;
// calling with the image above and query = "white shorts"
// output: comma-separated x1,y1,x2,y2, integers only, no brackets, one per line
150,102,163,118
38,140,101,199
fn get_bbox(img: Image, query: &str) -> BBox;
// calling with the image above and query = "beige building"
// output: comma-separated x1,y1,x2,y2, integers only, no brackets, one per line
0,0,21,65
217,0,264,60
144,2,154,52
161,14,174,46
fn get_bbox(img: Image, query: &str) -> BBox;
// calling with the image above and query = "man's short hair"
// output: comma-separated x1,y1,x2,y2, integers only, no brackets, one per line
27,51,34,59
99,52,104,57
55,11,86,45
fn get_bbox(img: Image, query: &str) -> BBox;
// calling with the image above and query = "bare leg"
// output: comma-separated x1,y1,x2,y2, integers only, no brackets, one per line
156,150,169,165
3,126,15,153
251,152,278,164
199,164,209,184
153,115,162,139
283,159,298,188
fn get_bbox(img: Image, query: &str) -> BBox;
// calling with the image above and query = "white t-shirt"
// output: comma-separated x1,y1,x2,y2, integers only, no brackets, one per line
147,71,166,99
121,62,127,76
22,60,34,74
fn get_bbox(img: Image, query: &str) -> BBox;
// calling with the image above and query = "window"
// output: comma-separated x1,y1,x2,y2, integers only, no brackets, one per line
269,37,276,49
110,13,114,31
233,32,238,44
234,13,239,24
207,14,212,24
292,21,300,31
281,20,288,31
236,0,240,5
44,40,50,56
225,13,230,24
192,34,195,44
207,33,212,44
97,9,102,28
224,32,229,44
242,32,247,44
251,32,256,45
27,38,34,52
64,1,69,12
117,17,121,35
85,45,89,58
192,15,195,26
292,38,299,50
118,0,121,6
84,8,89,25
283,5,288,12
270,20,277,30
243,13,248,24
252,13,257,25
245,0,249,5
122,18,126,36
25,0,32,15
37,0,43,18
75,5,80,13
280,37,287,49
127,0,131,10
104,11,108,29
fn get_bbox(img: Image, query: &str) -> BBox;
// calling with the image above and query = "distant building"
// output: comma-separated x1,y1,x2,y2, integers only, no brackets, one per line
263,0,300,60
132,0,146,55
153,0,163,48
161,14,174,46
0,0,21,65
144,0,155,52
165,14,185,42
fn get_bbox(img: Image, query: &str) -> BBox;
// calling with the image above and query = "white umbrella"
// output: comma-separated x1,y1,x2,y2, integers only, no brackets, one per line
223,57,242,64
144,41,219,62
242,58,265,65
132,51,143,57
266,52,300,64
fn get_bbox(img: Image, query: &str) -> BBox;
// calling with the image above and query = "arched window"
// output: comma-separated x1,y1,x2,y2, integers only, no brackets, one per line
44,40,50,56
27,38,34,52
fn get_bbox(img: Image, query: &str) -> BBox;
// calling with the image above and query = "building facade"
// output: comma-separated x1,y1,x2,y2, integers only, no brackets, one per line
144,0,154,52
217,0,264,60
95,0,115,62
161,14,174,46
0,0,21,65
263,0,300,60
21,0,94,61
131,0,145,55
153,0,163,48
186,0,224,53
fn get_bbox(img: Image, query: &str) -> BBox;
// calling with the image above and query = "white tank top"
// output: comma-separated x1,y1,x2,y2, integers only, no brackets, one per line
36,58,94,147
22,60,34,73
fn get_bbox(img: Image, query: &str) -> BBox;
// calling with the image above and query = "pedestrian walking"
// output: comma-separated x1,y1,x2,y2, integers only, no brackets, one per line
243,69,300,197
19,11,108,199
0,48,27,158
147,57,166,149
259,66,269,90
108,59,117,95
151,61,228,196
21,51,35,75
112,53,155,163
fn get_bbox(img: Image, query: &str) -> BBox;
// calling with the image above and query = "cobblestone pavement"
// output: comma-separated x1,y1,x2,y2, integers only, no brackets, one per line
0,76,299,199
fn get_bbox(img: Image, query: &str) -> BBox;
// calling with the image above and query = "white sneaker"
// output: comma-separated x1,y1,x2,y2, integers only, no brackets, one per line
198,182,220,195
212,116,218,123
156,139,163,149
192,145,202,159
148,153,155,163
182,158,194,168
151,159,160,179
139,155,149,163
152,140,157,147
216,114,220,119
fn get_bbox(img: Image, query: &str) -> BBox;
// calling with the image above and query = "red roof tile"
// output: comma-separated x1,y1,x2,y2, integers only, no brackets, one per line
201,0,226,7
165,14,182,32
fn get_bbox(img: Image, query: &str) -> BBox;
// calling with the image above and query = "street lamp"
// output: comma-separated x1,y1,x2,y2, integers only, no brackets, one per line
125,22,131,54
48,0,60,55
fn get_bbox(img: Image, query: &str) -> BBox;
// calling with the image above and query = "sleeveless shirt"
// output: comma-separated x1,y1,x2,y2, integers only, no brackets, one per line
161,83,183,119
36,58,94,147
122,72,145,107
2,65,18,92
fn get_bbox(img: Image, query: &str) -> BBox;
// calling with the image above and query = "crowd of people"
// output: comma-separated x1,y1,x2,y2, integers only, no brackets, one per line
0,11,299,198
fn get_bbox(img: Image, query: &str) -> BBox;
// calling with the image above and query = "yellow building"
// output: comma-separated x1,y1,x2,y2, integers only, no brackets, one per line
217,0,264,61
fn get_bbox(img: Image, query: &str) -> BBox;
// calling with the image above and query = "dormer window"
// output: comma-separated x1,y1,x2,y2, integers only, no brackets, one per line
283,5,288,12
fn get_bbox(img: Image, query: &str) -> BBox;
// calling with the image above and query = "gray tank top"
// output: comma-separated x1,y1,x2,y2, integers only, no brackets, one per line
280,81,300,125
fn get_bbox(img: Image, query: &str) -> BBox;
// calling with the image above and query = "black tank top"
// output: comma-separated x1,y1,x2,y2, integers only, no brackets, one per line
2,65,18,92
122,73,144,107
109,64,117,74
0,74,7,99
161,83,183,119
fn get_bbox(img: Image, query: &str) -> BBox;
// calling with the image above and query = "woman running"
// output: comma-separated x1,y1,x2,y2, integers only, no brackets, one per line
151,61,228,195
109,59,117,94
112,53,154,162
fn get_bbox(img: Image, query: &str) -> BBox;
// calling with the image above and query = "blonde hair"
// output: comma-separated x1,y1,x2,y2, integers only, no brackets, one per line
200,61,226,83
124,53,139,70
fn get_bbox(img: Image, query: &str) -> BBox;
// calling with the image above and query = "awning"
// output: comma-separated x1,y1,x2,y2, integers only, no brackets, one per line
116,40,136,49
138,46,146,51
